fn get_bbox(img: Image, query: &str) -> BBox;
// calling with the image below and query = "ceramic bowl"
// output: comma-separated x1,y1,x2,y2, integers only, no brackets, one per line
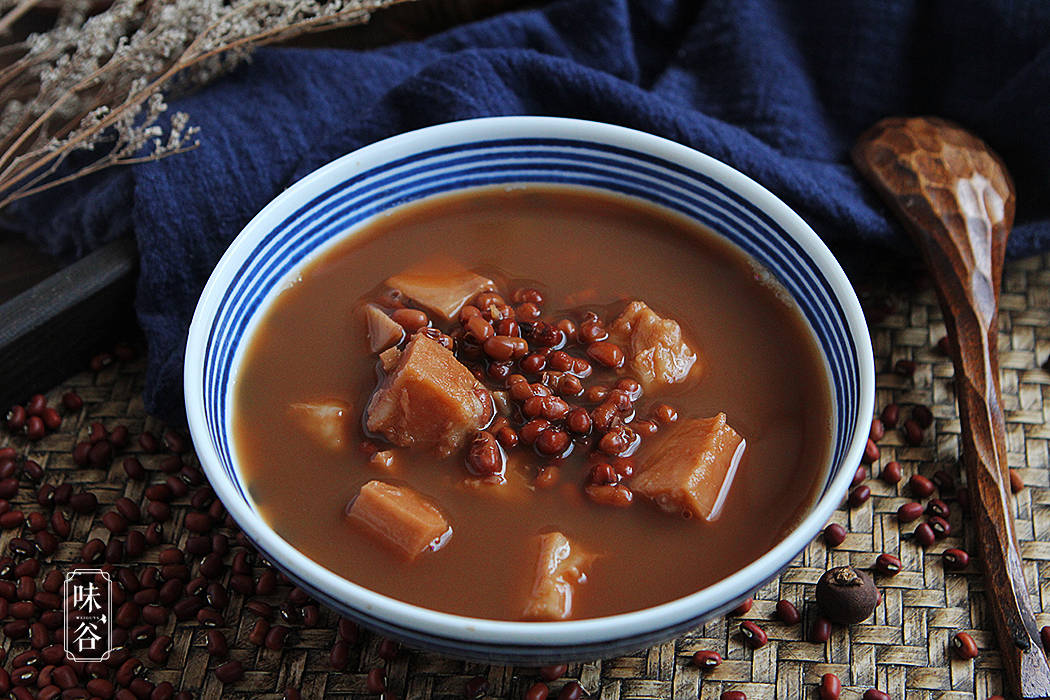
184,116,874,663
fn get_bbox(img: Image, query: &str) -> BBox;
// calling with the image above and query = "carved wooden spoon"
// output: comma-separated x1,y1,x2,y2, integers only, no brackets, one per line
852,117,1050,698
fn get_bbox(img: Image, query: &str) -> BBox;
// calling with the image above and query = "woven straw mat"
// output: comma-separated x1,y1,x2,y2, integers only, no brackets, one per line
3,253,1050,700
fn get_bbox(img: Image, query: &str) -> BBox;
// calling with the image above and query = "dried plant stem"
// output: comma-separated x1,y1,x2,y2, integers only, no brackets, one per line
0,0,406,211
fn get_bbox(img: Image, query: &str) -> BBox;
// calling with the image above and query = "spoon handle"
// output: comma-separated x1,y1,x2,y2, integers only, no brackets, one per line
853,116,1050,698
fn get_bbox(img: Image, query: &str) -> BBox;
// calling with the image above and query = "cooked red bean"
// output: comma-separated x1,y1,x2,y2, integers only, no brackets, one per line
483,336,528,361
586,341,624,368
775,599,800,625
536,429,570,456
952,631,978,659
943,548,970,570
875,553,902,576
823,523,846,547
467,431,504,476
390,308,429,333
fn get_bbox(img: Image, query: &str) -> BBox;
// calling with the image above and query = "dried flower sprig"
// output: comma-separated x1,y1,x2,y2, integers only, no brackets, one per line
0,0,404,210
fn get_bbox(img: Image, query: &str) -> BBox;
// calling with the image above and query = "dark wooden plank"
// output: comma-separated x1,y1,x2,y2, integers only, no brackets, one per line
0,237,137,408
0,236,62,304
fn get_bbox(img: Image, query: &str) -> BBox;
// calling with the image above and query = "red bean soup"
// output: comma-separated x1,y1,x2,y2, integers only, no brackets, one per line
233,185,832,621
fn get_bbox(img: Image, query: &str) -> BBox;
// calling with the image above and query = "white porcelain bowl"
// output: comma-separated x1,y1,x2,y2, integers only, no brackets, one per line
184,117,874,663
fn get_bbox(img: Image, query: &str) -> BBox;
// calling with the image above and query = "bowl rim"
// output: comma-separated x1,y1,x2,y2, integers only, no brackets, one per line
184,115,875,647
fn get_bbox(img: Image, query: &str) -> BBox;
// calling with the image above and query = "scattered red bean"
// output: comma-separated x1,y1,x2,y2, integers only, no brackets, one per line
740,620,768,648
819,673,842,700
849,484,871,507
908,474,935,498
691,649,722,669
823,523,846,547
214,660,244,684
525,682,550,700
775,599,800,625
913,522,936,547
881,461,902,484
874,553,902,576
852,465,867,488
558,681,583,700
880,403,900,429
952,631,978,659
943,548,970,570
902,419,923,446
897,502,924,523
720,692,746,700
366,668,386,693
861,439,879,464
731,598,753,616
863,690,890,700
810,617,832,643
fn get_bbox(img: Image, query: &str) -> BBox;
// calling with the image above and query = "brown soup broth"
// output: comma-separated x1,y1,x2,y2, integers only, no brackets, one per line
233,185,832,620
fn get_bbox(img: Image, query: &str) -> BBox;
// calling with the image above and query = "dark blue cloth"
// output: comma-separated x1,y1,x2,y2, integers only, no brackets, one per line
7,0,1050,419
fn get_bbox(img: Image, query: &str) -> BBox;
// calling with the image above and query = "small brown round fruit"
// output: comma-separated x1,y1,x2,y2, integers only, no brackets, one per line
815,565,878,624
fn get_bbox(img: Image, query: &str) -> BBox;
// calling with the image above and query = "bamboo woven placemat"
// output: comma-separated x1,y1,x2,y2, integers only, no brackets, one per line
3,253,1050,700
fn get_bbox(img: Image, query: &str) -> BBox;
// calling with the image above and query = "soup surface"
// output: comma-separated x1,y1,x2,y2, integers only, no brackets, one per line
233,185,832,620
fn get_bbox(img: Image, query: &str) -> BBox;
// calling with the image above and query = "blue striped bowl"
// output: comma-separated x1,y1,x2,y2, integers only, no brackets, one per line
185,117,874,663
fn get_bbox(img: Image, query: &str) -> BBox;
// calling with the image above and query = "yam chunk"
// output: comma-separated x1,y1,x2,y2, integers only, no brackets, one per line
287,399,353,451
363,304,404,353
386,257,495,322
347,481,451,560
378,347,402,372
631,413,745,521
607,301,698,387
522,532,595,621
365,334,493,456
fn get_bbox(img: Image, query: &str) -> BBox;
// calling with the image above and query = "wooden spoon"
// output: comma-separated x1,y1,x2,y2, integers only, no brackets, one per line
853,116,1050,698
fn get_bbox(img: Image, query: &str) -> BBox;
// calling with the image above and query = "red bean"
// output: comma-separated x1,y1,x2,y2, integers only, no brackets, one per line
516,302,542,321
61,391,83,411
902,419,923,445
943,548,970,570
775,599,800,625
41,408,61,430
909,474,935,497
914,522,936,547
952,631,978,659
819,673,841,700
558,681,583,700
536,429,570,456
896,502,923,523
928,516,950,539
25,417,45,441
720,692,746,700
912,404,934,429
525,683,549,700
810,617,832,642
881,461,902,484
852,465,866,487
875,553,902,576
861,439,879,464
849,485,871,507
5,405,26,432
880,403,900,428
483,336,528,361
740,620,767,648
1042,625,1050,653
366,668,386,693
586,341,624,368
823,523,846,547
214,660,243,684
329,640,349,669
